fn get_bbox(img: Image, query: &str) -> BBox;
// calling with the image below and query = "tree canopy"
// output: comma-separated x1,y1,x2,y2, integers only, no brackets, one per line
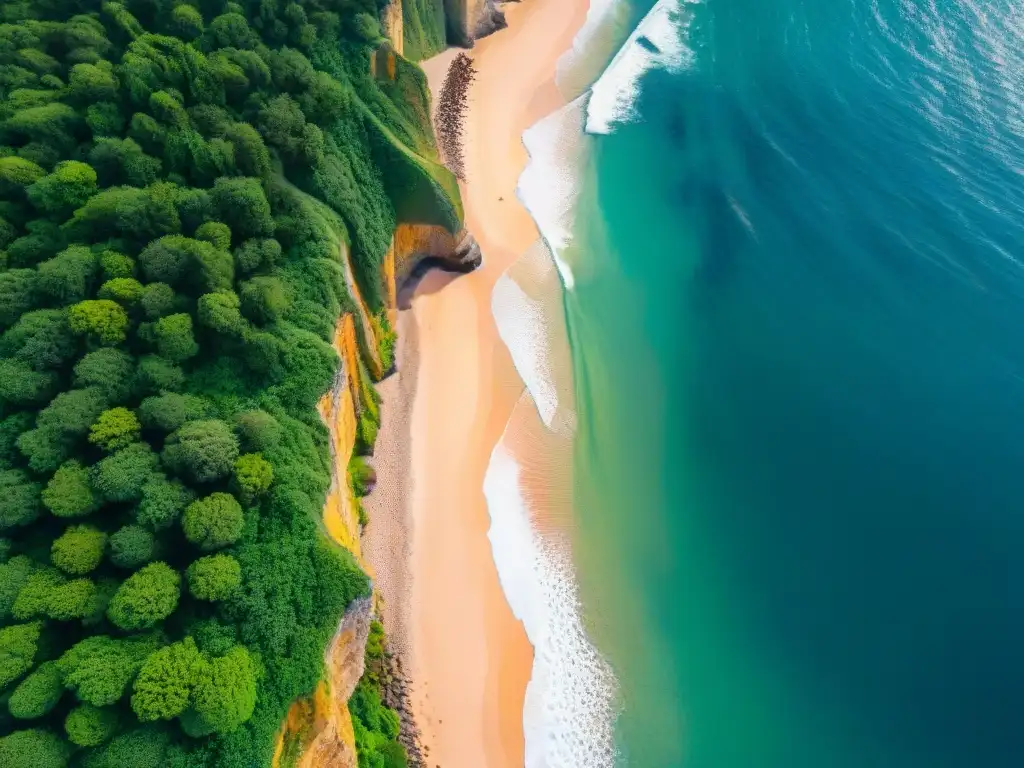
0,0,456,763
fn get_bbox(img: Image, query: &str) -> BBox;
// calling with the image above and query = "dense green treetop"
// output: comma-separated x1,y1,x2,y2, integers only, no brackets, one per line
64,703,120,748
0,0,456,763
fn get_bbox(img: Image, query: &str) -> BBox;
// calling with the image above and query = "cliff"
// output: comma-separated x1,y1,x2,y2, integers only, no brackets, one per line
383,0,507,59
444,0,509,46
317,314,370,561
385,224,483,310
273,598,373,768
276,15,485,767
278,215,480,767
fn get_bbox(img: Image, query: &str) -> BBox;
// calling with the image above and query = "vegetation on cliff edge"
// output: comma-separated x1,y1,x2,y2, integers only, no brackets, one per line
0,0,459,766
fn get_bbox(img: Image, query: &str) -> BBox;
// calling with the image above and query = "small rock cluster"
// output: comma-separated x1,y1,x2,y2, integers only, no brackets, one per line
379,651,428,767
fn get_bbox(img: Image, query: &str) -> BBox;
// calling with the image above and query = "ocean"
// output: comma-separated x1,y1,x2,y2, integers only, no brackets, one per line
492,0,1024,766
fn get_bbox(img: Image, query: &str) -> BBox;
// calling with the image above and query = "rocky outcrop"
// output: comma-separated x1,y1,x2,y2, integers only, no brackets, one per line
371,40,398,82
472,0,509,40
273,598,373,768
381,0,404,55
274,320,373,768
444,0,508,47
316,314,365,561
384,223,483,310
377,649,429,767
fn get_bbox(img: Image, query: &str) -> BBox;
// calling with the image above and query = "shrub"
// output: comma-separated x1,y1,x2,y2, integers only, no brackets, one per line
138,393,211,436
186,554,241,601
76,726,169,768
131,637,205,722
8,661,64,719
106,562,180,630
89,408,141,452
0,729,70,768
0,556,34,621
349,456,375,497
97,278,145,305
0,470,41,530
0,622,41,689
135,476,193,530
211,177,274,239
233,453,273,500
59,635,159,707
153,314,198,362
197,291,245,336
0,309,76,371
73,348,134,403
27,160,97,216
240,276,291,324
233,238,280,273
235,409,282,452
179,645,256,736
42,461,98,518
182,493,244,551
99,251,134,280
68,300,128,345
91,443,158,502
22,573,97,621
65,704,119,747
135,355,185,393
37,246,98,307
171,4,204,40
15,426,67,475
357,412,378,454
108,525,157,569
195,221,231,250
139,283,176,319
51,525,107,575
162,420,238,483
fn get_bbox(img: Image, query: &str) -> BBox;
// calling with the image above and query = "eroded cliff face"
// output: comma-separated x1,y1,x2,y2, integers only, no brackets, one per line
316,314,365,561
273,598,373,768
273,314,371,768
444,0,507,46
279,32,483,755
381,0,404,55
385,223,483,310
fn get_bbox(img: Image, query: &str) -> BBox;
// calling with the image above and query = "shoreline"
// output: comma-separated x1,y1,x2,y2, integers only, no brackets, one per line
362,1,591,765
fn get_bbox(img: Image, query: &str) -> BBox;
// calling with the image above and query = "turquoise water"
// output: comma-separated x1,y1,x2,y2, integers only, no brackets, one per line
566,0,1024,765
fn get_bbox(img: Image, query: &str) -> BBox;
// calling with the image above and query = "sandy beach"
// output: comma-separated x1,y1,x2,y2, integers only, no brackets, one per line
362,1,589,766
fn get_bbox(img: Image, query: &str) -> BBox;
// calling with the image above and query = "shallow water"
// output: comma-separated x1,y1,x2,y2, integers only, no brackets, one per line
551,0,1024,765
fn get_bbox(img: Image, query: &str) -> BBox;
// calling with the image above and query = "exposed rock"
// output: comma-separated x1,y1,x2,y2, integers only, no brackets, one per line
371,40,398,81
273,598,373,768
385,224,483,310
474,0,509,40
315,314,365,559
381,0,404,55
444,0,508,47
376,643,428,768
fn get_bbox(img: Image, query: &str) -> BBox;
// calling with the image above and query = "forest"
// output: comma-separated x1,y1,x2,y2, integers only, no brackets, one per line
0,0,459,766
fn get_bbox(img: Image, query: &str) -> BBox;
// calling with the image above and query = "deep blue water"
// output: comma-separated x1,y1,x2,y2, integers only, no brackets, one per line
567,1,1024,765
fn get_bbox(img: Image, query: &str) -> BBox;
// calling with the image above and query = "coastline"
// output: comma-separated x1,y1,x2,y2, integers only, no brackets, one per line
362,1,590,766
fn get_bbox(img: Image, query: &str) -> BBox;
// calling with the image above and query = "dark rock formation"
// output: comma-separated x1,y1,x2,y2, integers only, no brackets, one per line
474,0,509,40
445,0,508,47
394,226,483,309
379,650,427,768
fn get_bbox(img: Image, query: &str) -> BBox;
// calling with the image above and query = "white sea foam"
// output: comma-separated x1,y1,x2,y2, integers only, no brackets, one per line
556,0,639,100
485,1,695,765
484,411,618,768
517,98,588,291
587,0,694,134
492,241,576,435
